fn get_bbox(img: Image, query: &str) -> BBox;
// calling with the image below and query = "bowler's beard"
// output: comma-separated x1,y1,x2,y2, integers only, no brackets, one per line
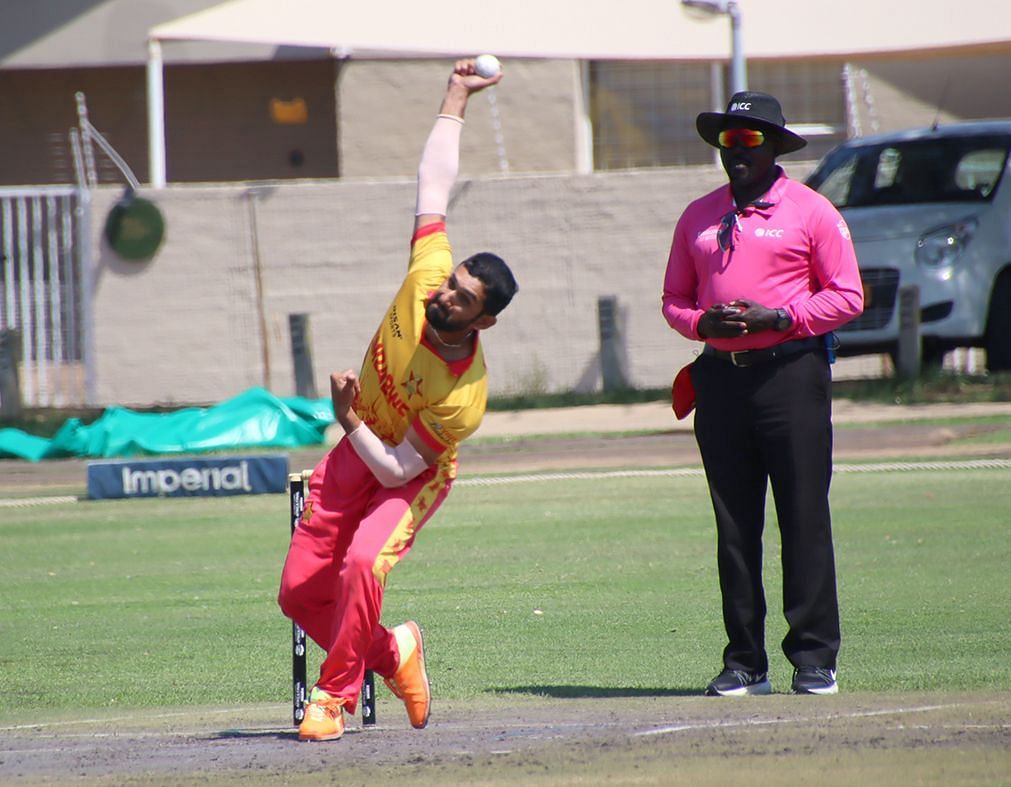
425,297,471,333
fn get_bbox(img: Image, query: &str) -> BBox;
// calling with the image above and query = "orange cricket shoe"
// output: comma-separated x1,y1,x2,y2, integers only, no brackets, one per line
384,621,431,729
298,687,346,741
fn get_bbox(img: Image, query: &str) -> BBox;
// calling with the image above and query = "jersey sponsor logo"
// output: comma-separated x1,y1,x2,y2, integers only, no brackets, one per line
426,418,458,449
371,339,410,417
837,219,851,240
754,228,784,238
388,306,403,339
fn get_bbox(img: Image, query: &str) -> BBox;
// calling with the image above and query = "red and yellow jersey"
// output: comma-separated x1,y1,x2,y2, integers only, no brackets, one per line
354,223,487,475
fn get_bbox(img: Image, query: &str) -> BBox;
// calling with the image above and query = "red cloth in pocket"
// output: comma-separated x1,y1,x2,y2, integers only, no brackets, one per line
671,362,696,420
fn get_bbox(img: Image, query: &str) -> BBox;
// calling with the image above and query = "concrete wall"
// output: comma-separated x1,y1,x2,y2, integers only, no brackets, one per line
338,59,580,178
87,158,881,408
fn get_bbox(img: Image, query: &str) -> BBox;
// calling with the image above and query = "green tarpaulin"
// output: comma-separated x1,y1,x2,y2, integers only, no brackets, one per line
0,388,334,463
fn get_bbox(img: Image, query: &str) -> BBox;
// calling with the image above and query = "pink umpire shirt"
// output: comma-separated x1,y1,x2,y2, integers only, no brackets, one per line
662,168,864,352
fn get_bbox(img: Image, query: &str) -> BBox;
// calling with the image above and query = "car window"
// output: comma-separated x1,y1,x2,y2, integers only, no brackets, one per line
954,149,1004,197
873,147,901,190
807,133,1011,207
815,153,858,205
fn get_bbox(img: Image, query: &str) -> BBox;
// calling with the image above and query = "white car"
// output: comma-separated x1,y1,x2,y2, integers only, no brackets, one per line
806,121,1011,371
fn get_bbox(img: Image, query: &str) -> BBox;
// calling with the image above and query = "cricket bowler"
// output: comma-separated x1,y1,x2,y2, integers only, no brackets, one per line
278,59,518,741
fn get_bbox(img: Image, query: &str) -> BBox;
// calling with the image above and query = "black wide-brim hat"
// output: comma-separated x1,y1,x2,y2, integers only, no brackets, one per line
696,91,807,155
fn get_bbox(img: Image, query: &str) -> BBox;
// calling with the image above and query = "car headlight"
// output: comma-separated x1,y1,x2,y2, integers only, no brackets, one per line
915,217,978,268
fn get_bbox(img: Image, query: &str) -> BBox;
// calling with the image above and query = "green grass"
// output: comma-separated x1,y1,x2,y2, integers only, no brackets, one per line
0,466,1008,719
834,413,1011,429
832,369,1011,404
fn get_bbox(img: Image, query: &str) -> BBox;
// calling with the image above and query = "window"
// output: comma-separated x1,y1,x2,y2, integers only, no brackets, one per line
746,61,848,161
590,61,712,169
589,60,847,170
817,153,858,206
873,148,901,189
955,149,1005,196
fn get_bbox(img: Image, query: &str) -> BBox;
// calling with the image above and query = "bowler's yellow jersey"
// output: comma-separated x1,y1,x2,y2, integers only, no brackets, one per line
354,223,487,475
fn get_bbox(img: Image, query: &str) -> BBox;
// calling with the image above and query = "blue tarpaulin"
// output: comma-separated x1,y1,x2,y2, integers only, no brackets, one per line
0,388,334,463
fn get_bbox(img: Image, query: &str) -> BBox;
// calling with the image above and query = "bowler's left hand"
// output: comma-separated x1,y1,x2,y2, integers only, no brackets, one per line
330,369,361,429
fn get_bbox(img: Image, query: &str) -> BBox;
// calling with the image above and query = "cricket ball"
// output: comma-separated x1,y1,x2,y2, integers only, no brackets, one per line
474,54,501,79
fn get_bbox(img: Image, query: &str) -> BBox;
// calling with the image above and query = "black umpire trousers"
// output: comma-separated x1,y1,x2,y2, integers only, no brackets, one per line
691,347,840,673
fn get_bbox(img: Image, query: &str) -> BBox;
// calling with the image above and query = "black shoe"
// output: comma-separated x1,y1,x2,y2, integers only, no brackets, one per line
791,666,838,695
704,669,772,697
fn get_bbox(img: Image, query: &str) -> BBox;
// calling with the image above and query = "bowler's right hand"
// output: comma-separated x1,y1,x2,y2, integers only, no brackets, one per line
449,58,503,94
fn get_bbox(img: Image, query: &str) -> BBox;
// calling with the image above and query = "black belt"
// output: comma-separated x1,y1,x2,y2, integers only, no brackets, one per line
703,337,824,368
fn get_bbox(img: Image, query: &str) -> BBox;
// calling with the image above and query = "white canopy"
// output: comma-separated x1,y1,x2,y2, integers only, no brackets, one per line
146,0,1011,185
150,0,1011,62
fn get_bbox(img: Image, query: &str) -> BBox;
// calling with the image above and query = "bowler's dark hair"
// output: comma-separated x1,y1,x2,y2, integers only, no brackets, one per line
462,252,518,316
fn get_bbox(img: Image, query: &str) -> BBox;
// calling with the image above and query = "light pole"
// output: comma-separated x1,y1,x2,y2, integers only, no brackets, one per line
681,0,747,94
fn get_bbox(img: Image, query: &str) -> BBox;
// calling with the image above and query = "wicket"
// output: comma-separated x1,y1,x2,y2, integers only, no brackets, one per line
288,470,377,728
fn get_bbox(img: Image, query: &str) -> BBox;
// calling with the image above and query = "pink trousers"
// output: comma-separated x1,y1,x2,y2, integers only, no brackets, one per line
277,438,452,711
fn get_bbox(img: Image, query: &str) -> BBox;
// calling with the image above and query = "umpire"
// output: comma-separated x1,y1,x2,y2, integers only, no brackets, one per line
661,92,864,696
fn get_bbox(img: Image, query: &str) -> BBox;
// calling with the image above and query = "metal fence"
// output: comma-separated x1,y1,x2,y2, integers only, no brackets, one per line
0,186,91,409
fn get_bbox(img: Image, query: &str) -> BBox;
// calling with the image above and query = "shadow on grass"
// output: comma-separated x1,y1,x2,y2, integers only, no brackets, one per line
490,685,698,699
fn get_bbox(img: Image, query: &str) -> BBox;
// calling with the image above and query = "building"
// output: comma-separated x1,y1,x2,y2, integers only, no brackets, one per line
3,0,1010,186
1,1,1009,407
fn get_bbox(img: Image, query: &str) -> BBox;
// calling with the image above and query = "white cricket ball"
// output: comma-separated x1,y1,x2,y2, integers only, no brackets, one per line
474,54,501,79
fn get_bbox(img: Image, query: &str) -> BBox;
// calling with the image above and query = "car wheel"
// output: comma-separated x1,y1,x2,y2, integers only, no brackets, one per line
984,269,1011,372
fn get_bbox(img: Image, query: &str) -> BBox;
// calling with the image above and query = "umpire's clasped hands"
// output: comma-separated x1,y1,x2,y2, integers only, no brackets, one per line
698,299,779,339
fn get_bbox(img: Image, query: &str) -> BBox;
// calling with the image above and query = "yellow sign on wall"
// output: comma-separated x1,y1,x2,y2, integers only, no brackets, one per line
270,98,309,125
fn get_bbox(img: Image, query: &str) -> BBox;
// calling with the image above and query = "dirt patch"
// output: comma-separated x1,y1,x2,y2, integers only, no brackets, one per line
2,692,1008,785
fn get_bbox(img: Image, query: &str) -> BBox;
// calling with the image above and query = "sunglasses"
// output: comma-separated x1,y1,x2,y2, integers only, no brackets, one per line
718,128,766,149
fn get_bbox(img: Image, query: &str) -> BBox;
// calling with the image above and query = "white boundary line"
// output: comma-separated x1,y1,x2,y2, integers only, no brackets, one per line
457,459,1011,487
459,468,705,486
0,494,78,508
1,459,1007,506
834,458,1011,473
0,705,263,732
634,702,986,737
